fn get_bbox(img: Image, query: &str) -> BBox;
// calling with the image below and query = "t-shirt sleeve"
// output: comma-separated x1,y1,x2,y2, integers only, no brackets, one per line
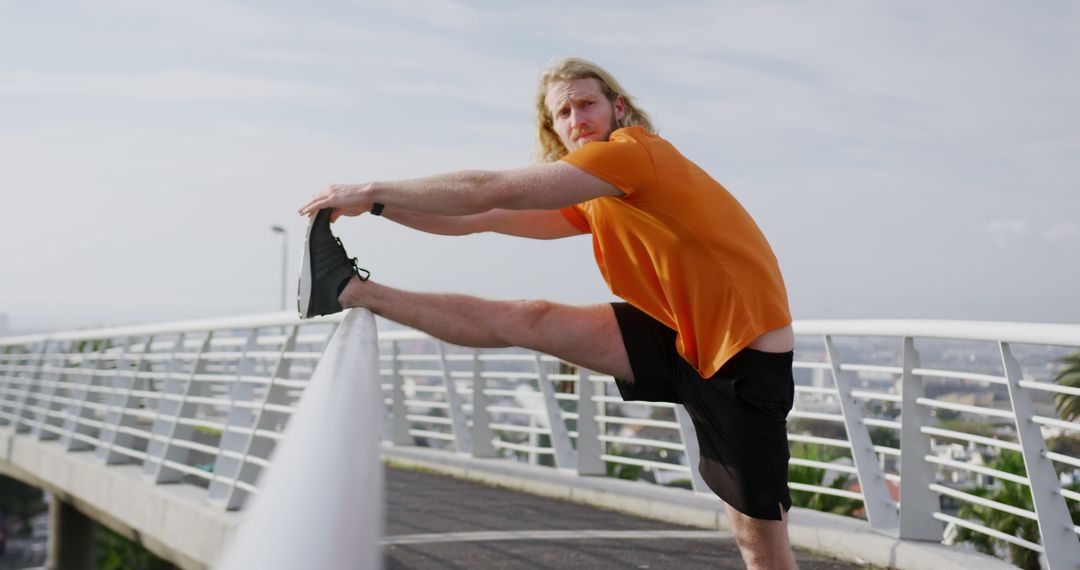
559,205,590,232
560,137,656,197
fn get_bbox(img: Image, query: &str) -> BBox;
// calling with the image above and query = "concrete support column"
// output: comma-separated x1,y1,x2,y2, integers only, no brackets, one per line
47,498,97,570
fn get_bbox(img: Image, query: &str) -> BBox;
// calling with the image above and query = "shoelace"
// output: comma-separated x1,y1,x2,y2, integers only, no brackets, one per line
335,237,371,282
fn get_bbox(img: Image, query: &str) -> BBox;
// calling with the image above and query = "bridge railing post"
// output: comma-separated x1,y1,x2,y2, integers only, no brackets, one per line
144,333,210,483
62,337,110,451
210,328,267,508
1000,341,1080,569
0,345,21,425
97,335,154,464
35,340,84,441
534,355,576,470
14,341,51,434
826,335,899,535
222,326,302,510
470,350,495,458
575,367,604,476
898,337,943,540
437,342,471,454
388,340,411,446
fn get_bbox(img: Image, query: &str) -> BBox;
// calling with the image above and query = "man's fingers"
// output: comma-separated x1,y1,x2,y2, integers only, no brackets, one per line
298,195,332,216
299,185,357,217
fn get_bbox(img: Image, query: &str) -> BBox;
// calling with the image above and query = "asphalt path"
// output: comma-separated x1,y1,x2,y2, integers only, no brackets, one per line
383,466,864,570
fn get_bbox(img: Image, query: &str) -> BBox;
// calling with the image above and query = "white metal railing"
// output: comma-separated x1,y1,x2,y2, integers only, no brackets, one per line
2,314,1080,568
218,310,383,570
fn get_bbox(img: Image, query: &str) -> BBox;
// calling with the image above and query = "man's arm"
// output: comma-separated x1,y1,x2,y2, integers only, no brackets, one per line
384,208,586,240
298,161,621,220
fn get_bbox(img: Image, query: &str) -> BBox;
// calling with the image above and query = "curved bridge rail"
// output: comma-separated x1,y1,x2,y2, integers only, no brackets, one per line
1,314,1079,568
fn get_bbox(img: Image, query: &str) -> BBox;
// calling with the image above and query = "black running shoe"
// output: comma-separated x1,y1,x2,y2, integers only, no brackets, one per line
298,208,371,318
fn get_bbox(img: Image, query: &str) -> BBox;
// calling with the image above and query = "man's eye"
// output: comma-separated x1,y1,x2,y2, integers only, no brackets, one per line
558,108,570,117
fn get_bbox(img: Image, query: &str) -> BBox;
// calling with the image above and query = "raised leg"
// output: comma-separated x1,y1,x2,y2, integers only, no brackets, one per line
339,277,633,381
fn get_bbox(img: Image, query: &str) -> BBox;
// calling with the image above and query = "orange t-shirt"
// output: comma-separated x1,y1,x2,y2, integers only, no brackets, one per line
560,126,791,378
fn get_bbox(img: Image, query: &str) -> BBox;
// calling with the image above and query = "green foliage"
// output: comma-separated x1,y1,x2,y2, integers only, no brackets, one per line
0,475,45,532
1052,351,1080,422
75,338,109,353
1048,435,1080,458
193,425,223,437
934,408,961,421
954,452,1038,569
788,418,847,441
868,426,899,449
954,451,1080,570
610,463,643,481
787,442,863,517
605,447,644,481
97,526,177,570
664,478,692,490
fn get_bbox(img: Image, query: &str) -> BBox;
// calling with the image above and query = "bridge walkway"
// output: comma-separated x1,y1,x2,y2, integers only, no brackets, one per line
383,466,862,569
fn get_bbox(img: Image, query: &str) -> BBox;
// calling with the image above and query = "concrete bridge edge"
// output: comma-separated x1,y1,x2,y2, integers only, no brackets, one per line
0,427,240,570
0,427,1018,570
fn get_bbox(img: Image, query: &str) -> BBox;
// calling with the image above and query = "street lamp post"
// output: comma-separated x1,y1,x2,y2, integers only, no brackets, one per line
271,225,288,311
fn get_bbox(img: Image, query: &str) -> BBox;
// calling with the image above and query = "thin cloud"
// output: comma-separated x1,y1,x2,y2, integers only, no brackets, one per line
1041,221,1080,243
88,0,287,41
984,219,1029,246
0,70,342,102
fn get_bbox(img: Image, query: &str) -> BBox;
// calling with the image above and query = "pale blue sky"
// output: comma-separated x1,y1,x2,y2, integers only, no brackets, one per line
2,1,1078,333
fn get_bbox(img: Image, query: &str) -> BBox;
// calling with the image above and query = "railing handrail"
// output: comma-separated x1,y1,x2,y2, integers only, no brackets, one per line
795,319,1080,345
0,313,439,347
0,311,329,346
5,315,1078,347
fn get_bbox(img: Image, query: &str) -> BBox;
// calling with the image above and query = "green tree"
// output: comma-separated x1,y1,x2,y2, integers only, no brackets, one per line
1048,435,1080,459
0,475,45,535
97,526,177,570
787,442,862,517
1052,351,1080,421
869,426,899,449
954,451,1080,570
604,446,644,481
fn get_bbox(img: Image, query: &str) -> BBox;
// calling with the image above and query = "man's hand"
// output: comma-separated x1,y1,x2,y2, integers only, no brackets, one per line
298,183,375,222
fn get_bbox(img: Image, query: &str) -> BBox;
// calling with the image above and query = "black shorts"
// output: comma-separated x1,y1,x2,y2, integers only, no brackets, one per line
611,302,794,521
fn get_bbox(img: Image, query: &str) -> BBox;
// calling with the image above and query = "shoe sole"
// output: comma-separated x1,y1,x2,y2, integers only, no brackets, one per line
297,214,316,318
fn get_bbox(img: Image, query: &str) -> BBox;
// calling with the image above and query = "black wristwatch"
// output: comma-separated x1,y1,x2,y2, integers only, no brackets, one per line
370,203,385,216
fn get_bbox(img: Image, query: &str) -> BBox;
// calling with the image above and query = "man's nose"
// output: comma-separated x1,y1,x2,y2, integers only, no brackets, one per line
570,108,587,127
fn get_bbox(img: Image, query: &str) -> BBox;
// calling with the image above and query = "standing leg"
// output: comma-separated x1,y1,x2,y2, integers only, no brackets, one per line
726,504,798,570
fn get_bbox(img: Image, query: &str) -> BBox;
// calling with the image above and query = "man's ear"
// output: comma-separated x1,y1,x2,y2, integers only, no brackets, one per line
614,95,627,121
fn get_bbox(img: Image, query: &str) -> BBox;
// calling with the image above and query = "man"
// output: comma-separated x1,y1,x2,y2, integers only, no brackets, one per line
298,57,798,570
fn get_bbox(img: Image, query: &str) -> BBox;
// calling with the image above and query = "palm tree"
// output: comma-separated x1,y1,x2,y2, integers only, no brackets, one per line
788,442,861,517
955,451,1080,570
955,452,1041,569
1052,351,1080,421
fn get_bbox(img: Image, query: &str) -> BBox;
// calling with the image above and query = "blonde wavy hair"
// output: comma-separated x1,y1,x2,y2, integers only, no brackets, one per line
535,57,655,163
